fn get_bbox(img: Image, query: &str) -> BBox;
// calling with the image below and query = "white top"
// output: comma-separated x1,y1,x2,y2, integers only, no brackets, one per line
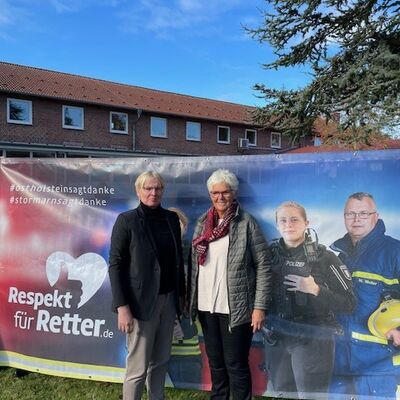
197,232,229,314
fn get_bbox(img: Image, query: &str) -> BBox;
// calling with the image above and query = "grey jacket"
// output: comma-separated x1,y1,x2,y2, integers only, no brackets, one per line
189,205,272,328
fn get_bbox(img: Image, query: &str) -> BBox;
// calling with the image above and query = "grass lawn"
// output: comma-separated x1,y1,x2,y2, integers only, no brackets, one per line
0,368,269,399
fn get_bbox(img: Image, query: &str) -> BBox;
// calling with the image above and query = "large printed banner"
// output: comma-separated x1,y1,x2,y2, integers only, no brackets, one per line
1,150,400,398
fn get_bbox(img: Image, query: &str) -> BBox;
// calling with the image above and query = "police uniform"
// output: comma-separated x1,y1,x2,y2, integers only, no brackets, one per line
330,219,400,398
265,238,355,398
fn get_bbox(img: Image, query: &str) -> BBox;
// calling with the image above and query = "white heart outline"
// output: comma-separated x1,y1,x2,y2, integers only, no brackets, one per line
46,251,108,308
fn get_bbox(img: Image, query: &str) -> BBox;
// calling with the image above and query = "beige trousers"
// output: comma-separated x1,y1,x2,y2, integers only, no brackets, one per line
123,292,176,400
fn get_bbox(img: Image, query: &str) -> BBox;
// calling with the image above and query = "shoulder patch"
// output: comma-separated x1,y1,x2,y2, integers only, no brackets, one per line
339,265,352,280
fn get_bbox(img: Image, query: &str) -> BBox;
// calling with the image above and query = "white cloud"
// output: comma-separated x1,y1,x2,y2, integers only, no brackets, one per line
48,0,75,13
47,0,124,13
0,0,19,27
0,0,124,40
0,0,31,39
119,0,245,37
177,0,203,12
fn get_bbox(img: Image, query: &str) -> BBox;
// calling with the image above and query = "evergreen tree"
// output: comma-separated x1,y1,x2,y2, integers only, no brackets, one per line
247,0,400,147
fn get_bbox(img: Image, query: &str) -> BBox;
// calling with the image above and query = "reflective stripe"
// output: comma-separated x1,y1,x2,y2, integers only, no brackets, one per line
352,271,399,285
172,337,199,346
329,264,349,290
171,338,201,356
352,333,400,368
171,347,202,356
0,350,125,382
351,331,388,345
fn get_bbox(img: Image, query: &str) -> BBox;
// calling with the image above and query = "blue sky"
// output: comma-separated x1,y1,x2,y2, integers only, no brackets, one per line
0,0,311,106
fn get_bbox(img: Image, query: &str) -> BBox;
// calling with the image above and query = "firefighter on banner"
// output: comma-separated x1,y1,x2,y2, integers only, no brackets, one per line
168,317,203,388
330,192,400,399
264,201,355,399
167,208,203,388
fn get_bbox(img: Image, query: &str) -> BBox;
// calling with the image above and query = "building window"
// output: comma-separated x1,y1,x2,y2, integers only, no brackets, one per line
186,121,201,141
7,98,32,125
217,126,230,144
314,137,322,147
151,117,167,138
63,105,84,130
271,132,282,148
4,150,32,157
245,129,257,146
110,111,128,134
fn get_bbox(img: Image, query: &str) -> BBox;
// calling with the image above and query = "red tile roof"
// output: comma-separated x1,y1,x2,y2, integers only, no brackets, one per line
287,146,345,153
0,61,256,125
288,139,400,153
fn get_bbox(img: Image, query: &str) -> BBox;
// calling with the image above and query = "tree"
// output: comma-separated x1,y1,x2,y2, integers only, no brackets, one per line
247,0,400,148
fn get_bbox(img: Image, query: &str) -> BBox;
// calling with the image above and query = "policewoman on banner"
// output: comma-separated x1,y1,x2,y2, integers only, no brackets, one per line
264,201,355,399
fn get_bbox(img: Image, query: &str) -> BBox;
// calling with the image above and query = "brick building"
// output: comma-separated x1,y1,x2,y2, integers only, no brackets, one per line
0,61,301,158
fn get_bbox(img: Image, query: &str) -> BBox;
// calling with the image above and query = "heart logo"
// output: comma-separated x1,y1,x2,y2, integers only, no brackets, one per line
46,251,108,308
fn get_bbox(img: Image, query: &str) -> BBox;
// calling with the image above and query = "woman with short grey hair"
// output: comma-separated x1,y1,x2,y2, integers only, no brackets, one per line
206,169,239,193
189,168,272,400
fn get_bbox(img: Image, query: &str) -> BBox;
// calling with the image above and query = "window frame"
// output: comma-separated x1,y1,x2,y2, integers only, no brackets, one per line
245,129,257,146
271,132,282,149
110,111,128,134
217,125,231,144
62,105,84,130
7,98,33,125
150,116,168,138
186,121,201,141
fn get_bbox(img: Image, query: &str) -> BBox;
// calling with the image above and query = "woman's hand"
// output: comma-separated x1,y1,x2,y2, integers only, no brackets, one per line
284,274,320,296
117,305,134,333
251,309,266,333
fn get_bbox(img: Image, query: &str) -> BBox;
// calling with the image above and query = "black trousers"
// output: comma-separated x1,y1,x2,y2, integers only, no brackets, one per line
198,311,253,400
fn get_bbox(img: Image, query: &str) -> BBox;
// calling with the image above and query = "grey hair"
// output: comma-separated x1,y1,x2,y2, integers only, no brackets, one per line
348,192,374,201
206,169,239,192
134,171,165,191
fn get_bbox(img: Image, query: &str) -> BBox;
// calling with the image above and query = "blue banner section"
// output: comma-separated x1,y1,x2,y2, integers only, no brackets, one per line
0,150,399,399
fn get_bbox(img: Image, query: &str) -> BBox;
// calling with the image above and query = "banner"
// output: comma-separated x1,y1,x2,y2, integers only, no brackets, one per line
1,150,400,398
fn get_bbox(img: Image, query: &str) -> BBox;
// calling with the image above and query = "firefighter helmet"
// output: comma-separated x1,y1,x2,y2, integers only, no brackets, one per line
368,299,400,339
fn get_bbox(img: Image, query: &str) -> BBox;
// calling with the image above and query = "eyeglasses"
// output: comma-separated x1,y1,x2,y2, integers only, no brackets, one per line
209,190,233,198
142,186,163,193
344,211,376,220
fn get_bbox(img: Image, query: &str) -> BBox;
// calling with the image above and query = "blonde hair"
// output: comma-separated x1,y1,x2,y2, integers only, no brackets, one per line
275,201,307,222
134,171,165,191
168,207,189,230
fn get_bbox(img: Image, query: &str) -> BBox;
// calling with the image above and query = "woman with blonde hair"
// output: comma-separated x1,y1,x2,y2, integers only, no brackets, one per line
109,171,185,400
265,201,355,398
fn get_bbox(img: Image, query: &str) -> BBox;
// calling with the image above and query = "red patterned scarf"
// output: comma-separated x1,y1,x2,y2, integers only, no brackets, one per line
192,201,238,265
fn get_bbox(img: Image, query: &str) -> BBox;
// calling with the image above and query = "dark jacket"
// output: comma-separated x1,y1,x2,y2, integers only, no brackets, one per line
109,204,185,321
269,238,356,327
189,205,272,328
